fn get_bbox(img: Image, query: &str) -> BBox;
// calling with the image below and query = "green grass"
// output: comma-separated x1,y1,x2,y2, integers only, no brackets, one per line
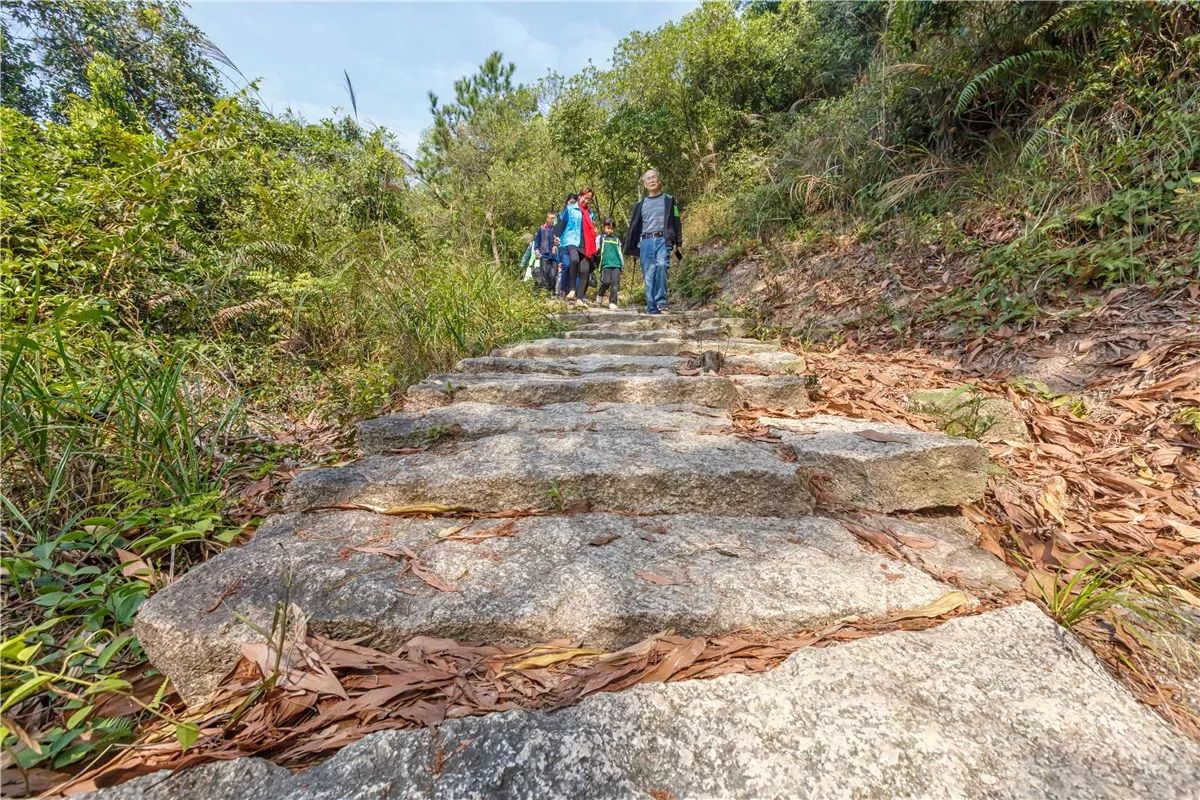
0,256,551,774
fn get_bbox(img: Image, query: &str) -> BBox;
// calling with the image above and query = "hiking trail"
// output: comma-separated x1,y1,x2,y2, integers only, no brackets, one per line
85,309,1200,799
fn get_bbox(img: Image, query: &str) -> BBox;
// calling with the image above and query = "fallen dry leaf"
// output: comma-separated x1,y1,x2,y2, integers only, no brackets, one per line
588,533,620,546
1164,518,1200,543
892,530,937,550
855,429,909,444
886,591,969,621
506,647,604,671
1040,476,1069,525
634,570,675,586
410,562,457,593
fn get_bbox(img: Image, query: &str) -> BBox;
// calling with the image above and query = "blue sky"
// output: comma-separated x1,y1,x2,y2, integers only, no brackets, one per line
186,1,699,154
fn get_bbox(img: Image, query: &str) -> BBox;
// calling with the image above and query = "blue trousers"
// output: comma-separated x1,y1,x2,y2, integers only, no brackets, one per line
639,237,669,313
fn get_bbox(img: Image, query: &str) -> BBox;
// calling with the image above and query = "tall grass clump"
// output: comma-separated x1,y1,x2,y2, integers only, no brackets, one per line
1,307,241,776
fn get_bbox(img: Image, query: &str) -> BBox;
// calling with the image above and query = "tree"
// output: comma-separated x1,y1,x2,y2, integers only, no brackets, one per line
415,51,562,265
0,0,221,136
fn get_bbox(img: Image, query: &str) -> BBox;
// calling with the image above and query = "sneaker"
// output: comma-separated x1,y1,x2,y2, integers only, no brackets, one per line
608,303,619,311
566,291,576,300
648,309,661,315
576,299,589,307
659,306,669,314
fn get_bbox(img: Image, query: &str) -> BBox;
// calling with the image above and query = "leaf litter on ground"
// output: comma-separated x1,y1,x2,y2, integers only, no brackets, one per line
765,304,1200,739
51,593,1000,795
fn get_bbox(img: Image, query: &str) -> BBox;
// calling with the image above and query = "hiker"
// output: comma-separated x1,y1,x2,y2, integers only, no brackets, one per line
519,236,538,282
595,217,624,311
553,191,597,305
578,188,600,297
556,240,570,298
534,210,557,292
623,168,682,315
549,195,573,298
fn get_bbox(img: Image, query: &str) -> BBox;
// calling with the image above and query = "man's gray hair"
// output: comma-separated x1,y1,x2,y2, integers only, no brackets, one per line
642,168,660,181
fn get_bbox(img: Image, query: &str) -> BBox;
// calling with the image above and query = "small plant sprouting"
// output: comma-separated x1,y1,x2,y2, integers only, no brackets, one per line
420,423,457,446
545,480,564,512
912,386,998,441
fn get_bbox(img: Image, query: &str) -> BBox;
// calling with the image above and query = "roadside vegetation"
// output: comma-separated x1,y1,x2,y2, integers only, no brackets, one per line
1,0,1197,788
1,1,549,783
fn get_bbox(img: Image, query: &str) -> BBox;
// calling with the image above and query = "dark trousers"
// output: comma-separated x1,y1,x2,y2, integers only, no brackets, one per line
565,246,592,299
599,267,621,304
538,257,557,292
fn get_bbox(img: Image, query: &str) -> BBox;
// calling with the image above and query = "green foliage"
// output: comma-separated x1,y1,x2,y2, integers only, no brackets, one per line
2,0,1197,775
910,387,999,441
1,37,551,772
1,0,222,135
715,0,1200,323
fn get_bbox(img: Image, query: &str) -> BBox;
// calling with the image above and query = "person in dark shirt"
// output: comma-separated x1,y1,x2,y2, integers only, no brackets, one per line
533,210,557,293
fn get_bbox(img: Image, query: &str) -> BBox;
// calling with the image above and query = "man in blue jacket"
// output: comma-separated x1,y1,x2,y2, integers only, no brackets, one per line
622,169,681,315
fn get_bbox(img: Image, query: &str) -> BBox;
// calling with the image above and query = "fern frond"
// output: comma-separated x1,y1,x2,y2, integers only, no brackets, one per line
213,298,276,329
1018,91,1095,162
955,50,1075,116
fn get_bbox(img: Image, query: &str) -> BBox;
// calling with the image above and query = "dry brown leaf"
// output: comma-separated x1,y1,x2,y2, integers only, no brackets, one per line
892,531,937,550
588,533,620,546
843,521,902,559
1040,476,1069,525
1022,568,1057,604
634,570,675,586
1163,518,1200,543
410,562,457,593
507,647,604,671
855,429,909,444
116,548,154,584
886,591,969,621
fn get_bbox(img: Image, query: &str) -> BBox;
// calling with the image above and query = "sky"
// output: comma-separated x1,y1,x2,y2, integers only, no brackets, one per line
186,1,700,155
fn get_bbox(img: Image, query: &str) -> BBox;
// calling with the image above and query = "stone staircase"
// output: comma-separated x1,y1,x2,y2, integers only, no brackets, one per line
91,309,1200,799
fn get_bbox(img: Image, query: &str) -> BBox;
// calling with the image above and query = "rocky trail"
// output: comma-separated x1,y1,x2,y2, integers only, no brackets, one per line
79,309,1200,799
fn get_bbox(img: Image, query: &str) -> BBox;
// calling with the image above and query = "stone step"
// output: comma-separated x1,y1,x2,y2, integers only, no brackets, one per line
553,308,717,325
496,337,781,359
95,603,1200,800
574,316,751,335
134,510,972,706
405,372,811,411
562,328,726,341
457,354,681,376
358,402,730,453
456,350,806,376
407,372,737,409
562,323,753,341
283,430,817,517
761,414,988,512
290,420,984,516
